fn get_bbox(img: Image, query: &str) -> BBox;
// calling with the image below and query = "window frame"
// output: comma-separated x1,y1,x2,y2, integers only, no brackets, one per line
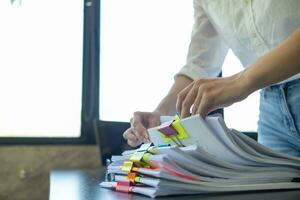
0,0,100,145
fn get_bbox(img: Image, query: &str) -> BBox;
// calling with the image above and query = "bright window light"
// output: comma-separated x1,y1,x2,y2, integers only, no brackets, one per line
100,0,259,132
100,0,193,122
0,0,83,137
222,50,259,132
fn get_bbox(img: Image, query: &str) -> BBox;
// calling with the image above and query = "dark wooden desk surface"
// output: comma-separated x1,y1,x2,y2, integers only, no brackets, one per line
49,169,300,200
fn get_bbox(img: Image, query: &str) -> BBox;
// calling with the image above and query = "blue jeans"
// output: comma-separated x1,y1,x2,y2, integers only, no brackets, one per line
258,78,300,156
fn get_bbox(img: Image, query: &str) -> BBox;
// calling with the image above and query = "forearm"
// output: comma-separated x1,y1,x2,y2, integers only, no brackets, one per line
154,75,193,115
243,28,300,93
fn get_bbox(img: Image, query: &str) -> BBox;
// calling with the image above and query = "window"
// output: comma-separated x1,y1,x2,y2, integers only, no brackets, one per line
100,0,193,121
222,51,260,132
0,0,84,138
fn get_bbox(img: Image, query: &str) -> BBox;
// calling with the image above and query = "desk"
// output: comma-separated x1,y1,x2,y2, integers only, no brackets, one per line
49,169,300,200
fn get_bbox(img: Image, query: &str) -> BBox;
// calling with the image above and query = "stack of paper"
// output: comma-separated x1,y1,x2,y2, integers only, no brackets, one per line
100,115,300,198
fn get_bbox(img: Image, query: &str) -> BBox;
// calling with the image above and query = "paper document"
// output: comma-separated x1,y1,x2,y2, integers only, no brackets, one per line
100,115,300,198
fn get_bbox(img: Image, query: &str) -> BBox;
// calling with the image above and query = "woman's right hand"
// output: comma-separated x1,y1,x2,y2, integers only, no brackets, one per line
123,111,162,147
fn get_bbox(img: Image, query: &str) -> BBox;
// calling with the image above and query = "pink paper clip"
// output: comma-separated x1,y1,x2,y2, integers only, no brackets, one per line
116,180,133,193
158,122,177,137
158,121,184,147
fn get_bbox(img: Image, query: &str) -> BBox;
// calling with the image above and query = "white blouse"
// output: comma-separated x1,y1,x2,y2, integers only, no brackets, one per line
178,0,300,83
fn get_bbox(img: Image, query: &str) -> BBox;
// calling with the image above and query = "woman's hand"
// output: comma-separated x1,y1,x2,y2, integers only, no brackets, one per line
123,111,162,147
176,73,251,118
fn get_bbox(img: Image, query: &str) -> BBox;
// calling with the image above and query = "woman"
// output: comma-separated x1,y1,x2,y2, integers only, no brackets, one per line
123,0,300,156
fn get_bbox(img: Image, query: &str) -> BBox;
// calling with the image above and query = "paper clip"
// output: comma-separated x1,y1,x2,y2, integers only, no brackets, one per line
129,151,145,162
129,151,152,168
174,134,185,147
157,144,171,147
116,180,133,193
172,116,189,138
121,161,133,173
137,143,153,152
106,172,115,182
158,121,185,147
158,123,177,137
127,172,141,183
127,172,136,182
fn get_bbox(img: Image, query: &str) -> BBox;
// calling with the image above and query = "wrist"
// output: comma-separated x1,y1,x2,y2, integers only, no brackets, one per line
154,75,193,116
240,68,261,94
154,93,177,116
231,71,254,100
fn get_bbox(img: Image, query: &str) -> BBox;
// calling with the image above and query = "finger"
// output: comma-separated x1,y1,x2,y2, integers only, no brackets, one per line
123,128,138,141
176,82,194,114
191,88,203,115
131,114,150,143
180,84,199,118
147,116,160,128
143,136,151,144
123,128,141,147
196,96,212,117
128,139,141,147
130,125,148,144
130,127,145,144
131,112,149,140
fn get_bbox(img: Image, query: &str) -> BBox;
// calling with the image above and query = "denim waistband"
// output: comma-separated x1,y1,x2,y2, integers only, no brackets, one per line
260,77,300,139
268,78,300,90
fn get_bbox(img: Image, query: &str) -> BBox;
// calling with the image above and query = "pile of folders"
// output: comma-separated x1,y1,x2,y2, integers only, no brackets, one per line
100,115,300,198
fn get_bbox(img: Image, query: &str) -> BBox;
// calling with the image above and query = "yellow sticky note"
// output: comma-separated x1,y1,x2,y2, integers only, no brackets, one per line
129,152,145,162
121,161,133,173
172,119,189,139
158,117,189,143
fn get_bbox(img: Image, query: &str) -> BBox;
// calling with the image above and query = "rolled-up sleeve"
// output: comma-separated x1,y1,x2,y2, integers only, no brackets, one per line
176,0,229,80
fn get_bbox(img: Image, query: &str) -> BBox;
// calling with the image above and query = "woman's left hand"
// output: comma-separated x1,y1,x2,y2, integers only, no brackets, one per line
176,72,251,118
